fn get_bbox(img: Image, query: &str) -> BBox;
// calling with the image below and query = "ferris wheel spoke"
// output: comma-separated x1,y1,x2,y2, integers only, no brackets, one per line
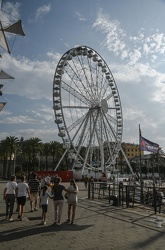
82,110,100,172
74,55,97,101
65,58,95,103
82,56,100,99
72,113,91,155
104,112,120,141
67,112,88,133
106,113,118,126
102,115,118,160
61,80,90,106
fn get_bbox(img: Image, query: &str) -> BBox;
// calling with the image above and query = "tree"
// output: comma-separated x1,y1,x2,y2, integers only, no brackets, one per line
42,142,51,171
26,137,42,171
0,139,8,178
50,141,64,170
0,136,19,177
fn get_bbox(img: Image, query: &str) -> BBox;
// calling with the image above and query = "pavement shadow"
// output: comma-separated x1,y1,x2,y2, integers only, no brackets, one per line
28,216,42,221
132,229,165,249
0,223,93,243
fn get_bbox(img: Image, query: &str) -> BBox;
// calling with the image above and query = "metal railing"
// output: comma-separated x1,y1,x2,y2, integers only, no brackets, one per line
88,181,165,214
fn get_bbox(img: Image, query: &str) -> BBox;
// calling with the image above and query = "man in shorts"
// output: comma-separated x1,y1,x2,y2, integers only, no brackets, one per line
29,173,41,212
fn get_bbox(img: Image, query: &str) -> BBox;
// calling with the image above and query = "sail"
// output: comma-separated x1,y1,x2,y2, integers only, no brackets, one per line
0,21,10,53
4,20,25,36
0,69,14,79
0,101,6,111
0,0,25,54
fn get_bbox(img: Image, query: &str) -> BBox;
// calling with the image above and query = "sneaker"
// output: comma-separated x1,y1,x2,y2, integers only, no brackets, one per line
43,221,46,225
71,221,74,224
30,209,34,212
34,208,38,211
65,219,70,223
57,220,61,225
9,217,13,221
18,214,21,219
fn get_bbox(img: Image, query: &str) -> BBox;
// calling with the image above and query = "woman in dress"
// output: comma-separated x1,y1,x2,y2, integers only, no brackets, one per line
66,179,78,224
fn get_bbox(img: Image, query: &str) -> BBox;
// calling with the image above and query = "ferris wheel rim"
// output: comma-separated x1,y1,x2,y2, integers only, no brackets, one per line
53,45,123,170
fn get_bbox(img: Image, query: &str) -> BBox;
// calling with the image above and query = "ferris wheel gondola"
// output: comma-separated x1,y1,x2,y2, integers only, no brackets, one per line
53,45,123,173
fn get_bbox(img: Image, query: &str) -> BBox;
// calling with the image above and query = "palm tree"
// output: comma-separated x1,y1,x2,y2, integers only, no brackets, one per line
42,142,51,171
49,141,64,170
0,139,9,178
7,136,20,176
26,137,42,171
0,136,19,177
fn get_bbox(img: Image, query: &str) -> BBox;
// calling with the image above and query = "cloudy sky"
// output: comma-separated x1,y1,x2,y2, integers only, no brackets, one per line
1,0,165,151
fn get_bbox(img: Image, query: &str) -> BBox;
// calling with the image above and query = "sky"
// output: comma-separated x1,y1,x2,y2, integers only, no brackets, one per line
1,0,165,151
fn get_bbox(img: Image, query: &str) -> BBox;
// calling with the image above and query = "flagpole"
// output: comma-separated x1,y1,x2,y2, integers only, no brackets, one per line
139,124,143,204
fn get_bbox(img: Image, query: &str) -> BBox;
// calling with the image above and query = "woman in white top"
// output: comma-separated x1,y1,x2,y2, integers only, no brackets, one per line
65,179,78,224
3,175,17,221
16,175,30,220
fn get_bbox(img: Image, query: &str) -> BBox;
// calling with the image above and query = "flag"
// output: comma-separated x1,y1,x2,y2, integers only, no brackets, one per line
140,132,159,153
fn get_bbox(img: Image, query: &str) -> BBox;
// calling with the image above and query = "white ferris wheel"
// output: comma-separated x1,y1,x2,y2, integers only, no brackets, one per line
53,45,123,173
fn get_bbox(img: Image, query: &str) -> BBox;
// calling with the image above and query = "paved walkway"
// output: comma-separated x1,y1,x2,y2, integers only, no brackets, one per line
1,181,165,250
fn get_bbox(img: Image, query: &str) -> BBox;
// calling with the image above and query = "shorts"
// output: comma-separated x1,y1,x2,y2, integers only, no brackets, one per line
17,196,26,206
42,204,48,213
30,192,39,202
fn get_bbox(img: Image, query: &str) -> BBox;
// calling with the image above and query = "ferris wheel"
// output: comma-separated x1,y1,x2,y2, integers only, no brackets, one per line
53,45,123,173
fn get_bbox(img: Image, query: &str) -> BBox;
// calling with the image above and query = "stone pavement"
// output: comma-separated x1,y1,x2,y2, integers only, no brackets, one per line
1,181,165,250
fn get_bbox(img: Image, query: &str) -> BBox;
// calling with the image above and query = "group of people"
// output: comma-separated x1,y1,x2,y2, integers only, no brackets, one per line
3,173,78,225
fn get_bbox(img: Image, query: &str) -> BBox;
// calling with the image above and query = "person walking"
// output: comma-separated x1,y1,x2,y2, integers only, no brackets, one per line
51,177,69,225
29,173,41,212
65,179,78,224
40,175,47,190
15,175,30,220
83,175,88,189
3,175,17,221
40,185,53,225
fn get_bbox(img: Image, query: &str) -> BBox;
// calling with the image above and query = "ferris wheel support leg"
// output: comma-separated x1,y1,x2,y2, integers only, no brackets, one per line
119,146,134,175
54,149,69,171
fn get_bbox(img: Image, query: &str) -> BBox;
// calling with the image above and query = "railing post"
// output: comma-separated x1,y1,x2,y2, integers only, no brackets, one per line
119,182,123,206
92,182,94,200
88,181,90,199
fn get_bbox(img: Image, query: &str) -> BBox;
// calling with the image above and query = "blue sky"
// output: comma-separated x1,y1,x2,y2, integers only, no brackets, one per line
1,0,165,151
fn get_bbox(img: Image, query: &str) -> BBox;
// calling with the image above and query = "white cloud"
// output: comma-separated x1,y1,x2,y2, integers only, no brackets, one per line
1,53,58,100
75,11,86,21
35,4,51,20
93,11,126,57
0,115,39,124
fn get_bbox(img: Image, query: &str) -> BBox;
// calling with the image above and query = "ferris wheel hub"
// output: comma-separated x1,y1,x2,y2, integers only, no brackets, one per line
101,99,108,113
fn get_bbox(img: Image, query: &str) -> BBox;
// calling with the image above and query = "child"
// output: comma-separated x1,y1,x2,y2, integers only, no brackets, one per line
40,185,53,225
66,179,78,224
